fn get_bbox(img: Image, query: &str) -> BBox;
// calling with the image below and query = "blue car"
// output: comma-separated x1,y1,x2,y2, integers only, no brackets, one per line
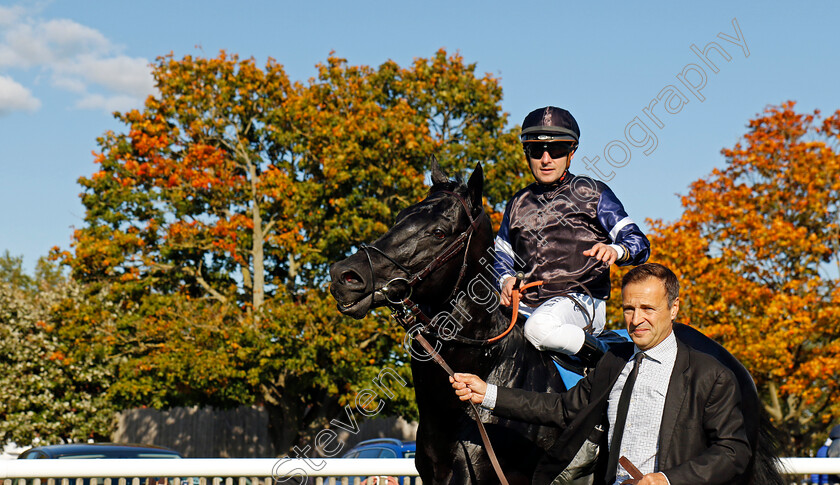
18,442,183,460
17,443,197,485
342,438,417,485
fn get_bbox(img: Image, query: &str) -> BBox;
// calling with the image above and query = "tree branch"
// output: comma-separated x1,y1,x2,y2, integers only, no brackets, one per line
147,260,228,304
182,263,229,305
263,218,276,237
783,393,801,422
765,380,783,421
358,332,380,350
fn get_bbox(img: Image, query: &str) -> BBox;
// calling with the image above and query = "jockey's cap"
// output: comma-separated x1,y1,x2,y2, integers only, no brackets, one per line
520,106,580,144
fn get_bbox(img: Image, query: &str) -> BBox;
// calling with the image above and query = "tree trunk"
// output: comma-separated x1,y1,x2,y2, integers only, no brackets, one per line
247,156,265,314
262,381,346,457
262,383,304,456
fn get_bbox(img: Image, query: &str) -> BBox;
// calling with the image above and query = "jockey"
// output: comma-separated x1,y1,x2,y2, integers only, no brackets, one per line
494,106,650,371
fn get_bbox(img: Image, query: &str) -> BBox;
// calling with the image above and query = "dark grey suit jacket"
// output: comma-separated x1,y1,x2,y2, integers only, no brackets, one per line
493,332,752,485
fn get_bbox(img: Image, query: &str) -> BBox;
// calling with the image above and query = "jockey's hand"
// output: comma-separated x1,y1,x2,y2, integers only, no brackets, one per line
450,373,487,404
499,276,516,307
583,242,618,265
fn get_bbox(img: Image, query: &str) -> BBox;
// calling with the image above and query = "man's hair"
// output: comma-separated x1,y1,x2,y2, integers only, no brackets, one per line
622,263,680,307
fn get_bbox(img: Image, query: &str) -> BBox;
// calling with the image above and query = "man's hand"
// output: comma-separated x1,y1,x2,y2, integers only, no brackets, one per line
499,276,516,307
449,373,487,404
583,242,618,265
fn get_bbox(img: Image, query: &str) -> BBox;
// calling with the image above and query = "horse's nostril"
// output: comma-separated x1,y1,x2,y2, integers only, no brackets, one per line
341,270,363,285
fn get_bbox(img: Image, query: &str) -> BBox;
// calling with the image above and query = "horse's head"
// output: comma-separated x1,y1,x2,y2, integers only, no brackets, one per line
330,160,490,319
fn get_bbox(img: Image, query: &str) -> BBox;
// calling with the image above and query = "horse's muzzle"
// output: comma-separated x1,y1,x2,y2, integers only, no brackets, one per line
329,260,375,319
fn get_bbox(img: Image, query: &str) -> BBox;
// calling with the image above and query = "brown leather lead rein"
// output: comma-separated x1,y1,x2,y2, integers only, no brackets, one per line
386,278,545,485
618,456,644,484
392,304,510,485
391,279,594,484
409,329,510,485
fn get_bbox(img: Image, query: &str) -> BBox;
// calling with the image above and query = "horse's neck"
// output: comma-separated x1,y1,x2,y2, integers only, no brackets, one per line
427,256,563,380
426,259,510,342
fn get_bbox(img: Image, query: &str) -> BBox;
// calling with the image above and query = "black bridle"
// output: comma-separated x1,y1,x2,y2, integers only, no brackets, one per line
357,190,484,337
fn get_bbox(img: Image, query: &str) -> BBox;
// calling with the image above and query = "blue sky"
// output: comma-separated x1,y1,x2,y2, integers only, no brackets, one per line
2,0,839,272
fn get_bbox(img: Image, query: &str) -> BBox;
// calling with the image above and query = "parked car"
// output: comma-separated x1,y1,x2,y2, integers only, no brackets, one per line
342,438,416,485
18,443,187,485
18,442,184,460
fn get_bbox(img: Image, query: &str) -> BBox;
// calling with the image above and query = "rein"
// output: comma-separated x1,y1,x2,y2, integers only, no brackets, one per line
358,190,479,308
361,189,528,346
389,303,510,485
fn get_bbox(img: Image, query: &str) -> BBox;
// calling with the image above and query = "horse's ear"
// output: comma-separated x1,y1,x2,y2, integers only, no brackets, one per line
467,162,484,215
430,156,450,186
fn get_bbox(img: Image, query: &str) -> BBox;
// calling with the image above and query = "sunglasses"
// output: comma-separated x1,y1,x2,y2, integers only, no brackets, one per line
524,143,575,160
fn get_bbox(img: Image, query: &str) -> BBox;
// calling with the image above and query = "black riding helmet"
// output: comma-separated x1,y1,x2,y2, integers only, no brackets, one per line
521,106,580,161
520,106,580,144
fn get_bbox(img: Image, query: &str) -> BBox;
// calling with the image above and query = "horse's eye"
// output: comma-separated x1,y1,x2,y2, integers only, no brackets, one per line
432,229,447,240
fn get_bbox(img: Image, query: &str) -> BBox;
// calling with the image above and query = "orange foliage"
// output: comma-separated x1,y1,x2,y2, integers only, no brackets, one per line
612,102,840,453
58,49,524,453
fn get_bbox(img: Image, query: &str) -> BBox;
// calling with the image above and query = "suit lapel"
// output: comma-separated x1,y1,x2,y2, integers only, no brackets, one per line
658,338,690,464
602,343,636,395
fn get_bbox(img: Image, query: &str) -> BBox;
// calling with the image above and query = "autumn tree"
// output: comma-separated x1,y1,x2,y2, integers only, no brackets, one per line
58,49,524,454
0,254,116,445
625,102,840,454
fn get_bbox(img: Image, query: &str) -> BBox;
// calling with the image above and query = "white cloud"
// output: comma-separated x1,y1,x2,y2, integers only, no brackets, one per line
0,18,109,68
50,75,86,94
0,74,41,115
0,4,27,27
63,55,155,98
0,23,53,67
75,93,144,113
0,4,154,114
41,18,110,55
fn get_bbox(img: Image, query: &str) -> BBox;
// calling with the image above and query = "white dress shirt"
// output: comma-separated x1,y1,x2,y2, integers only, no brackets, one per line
608,331,677,484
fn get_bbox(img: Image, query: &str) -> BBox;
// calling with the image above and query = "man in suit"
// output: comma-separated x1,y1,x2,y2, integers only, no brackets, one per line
451,263,752,485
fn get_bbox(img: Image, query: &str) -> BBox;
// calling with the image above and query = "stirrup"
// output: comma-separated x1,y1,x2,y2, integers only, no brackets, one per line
549,351,585,376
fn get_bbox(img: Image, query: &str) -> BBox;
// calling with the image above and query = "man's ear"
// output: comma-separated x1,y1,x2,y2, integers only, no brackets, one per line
670,297,680,321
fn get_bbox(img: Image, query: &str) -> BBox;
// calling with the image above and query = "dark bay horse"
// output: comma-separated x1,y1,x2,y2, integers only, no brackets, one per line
330,162,565,484
329,162,783,485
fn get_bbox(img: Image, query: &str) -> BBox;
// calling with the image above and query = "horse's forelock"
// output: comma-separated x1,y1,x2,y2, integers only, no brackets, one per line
428,178,465,196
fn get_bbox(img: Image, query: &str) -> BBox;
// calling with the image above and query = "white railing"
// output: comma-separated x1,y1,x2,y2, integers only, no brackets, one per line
0,459,416,485
1,457,839,484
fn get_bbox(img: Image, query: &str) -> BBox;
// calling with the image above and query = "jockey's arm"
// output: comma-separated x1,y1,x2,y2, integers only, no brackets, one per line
591,186,650,266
